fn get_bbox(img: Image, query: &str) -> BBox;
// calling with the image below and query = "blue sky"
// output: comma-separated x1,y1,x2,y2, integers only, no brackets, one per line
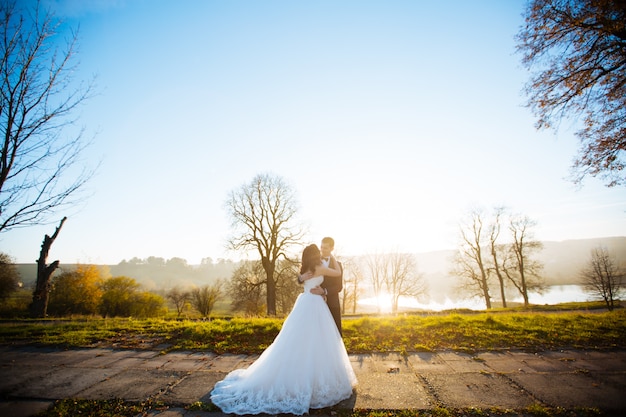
2,0,625,265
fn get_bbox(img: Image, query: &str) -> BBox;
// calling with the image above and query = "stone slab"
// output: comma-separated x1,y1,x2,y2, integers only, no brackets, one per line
206,354,250,372
421,371,536,409
353,371,431,409
511,372,626,410
0,365,55,394
407,352,456,374
11,366,124,399
77,368,184,401
158,371,226,404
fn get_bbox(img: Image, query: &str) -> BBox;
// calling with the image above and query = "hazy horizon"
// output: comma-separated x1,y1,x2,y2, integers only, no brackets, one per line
14,236,623,313
12,235,625,269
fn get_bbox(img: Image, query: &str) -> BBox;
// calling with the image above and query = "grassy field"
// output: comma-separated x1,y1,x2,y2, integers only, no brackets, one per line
1,301,624,354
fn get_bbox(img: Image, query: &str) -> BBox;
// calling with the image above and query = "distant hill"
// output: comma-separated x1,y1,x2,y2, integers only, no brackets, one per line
15,259,239,290
14,237,625,294
417,236,626,281
414,236,626,303
540,236,626,284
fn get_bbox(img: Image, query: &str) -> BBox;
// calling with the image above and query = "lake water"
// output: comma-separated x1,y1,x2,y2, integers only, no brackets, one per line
359,285,594,312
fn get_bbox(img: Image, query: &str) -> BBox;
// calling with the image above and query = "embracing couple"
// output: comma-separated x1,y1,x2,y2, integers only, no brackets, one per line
298,236,343,335
211,236,356,415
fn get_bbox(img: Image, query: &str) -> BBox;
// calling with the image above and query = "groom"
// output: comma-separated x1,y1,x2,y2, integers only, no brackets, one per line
299,237,343,335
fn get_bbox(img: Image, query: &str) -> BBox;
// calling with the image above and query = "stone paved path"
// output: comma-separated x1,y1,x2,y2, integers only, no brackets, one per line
1,346,625,416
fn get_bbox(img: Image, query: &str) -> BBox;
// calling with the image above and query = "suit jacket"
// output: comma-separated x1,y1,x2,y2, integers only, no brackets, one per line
321,256,343,303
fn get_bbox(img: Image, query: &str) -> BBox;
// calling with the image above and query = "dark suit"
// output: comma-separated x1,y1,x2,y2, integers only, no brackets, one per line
321,257,343,336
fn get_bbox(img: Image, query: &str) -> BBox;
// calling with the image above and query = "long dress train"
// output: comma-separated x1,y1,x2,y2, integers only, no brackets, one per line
210,276,357,415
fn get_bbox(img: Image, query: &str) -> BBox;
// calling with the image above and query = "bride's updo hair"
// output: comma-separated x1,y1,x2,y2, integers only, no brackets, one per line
300,244,322,274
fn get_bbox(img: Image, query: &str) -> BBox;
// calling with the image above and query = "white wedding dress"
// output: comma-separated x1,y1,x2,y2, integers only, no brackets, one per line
210,276,357,415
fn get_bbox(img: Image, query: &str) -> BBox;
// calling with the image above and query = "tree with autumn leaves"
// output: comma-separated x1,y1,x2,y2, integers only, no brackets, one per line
517,0,626,187
47,266,167,318
47,265,103,316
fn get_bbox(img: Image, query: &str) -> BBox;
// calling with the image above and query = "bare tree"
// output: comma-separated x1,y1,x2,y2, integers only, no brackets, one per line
228,260,266,316
487,207,509,307
453,209,492,309
505,214,544,306
166,287,190,318
30,216,65,317
453,250,490,309
385,252,427,314
273,258,300,315
225,173,303,316
190,281,223,318
516,0,626,187
580,246,624,311
340,257,363,315
362,251,427,314
0,2,95,232
364,252,388,313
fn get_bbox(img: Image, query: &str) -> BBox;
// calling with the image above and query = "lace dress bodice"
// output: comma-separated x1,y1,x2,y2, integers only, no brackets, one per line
304,275,324,292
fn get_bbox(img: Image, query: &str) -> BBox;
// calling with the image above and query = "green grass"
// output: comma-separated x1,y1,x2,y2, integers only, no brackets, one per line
34,400,605,417
33,399,165,417
344,310,626,353
2,307,625,354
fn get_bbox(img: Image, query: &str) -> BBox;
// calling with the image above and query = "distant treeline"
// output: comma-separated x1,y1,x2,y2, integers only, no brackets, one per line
16,257,240,291
14,236,626,293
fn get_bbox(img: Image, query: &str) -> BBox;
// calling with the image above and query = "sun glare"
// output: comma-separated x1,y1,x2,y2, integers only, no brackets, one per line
358,293,488,313
376,293,393,313
359,292,394,313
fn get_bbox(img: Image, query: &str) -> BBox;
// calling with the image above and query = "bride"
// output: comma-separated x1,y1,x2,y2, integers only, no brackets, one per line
210,244,357,415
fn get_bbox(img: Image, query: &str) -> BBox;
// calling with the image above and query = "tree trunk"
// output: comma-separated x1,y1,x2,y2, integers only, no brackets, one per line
481,271,492,309
490,244,507,308
30,217,67,318
498,275,507,308
478,254,491,309
263,258,277,316
519,258,529,307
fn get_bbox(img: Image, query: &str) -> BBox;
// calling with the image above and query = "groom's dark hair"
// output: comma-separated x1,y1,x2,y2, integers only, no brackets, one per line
321,237,335,249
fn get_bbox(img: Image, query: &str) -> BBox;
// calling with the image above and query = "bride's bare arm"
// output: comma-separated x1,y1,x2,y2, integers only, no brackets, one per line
314,264,341,277
299,271,314,282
